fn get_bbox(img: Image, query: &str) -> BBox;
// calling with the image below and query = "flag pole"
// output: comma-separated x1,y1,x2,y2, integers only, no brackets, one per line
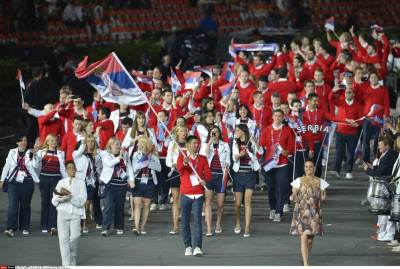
112,52,208,190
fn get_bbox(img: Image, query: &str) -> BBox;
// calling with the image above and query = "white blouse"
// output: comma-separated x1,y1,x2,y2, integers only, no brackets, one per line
290,177,329,190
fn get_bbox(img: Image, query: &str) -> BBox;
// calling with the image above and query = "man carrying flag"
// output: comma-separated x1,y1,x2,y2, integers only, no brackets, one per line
361,71,390,163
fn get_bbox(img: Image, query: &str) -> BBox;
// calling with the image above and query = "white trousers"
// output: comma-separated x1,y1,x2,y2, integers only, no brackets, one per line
57,211,81,266
377,215,395,241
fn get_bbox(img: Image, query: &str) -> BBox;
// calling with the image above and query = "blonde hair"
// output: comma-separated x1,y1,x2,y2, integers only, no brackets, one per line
138,136,153,154
172,126,188,153
85,134,98,155
41,133,58,150
105,136,120,153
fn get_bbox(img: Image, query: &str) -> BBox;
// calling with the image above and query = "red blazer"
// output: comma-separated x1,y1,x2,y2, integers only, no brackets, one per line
248,55,276,80
302,108,334,151
259,124,294,166
361,84,390,119
38,110,65,143
330,93,364,135
236,80,257,106
267,79,299,102
177,153,212,195
95,120,114,150
60,131,77,161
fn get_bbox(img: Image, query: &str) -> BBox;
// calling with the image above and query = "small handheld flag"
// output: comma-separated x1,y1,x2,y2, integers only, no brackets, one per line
16,69,25,103
324,16,335,32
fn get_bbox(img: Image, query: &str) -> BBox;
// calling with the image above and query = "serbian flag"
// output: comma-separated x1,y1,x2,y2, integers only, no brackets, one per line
231,40,278,53
131,70,153,85
222,62,235,82
219,81,235,97
353,135,363,161
184,71,202,89
262,145,282,172
324,16,335,32
136,154,150,170
220,167,230,193
193,65,213,77
75,52,147,106
170,68,182,94
16,69,25,90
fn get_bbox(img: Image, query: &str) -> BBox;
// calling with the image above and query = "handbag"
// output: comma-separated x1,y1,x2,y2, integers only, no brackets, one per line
98,182,107,199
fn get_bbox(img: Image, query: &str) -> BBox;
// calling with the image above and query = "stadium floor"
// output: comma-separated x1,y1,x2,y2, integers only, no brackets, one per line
0,162,399,266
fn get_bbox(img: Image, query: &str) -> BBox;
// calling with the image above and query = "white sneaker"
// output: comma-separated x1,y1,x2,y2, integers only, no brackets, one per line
116,229,124,235
158,204,167,211
387,240,399,246
96,224,102,230
283,204,290,213
329,171,340,178
345,173,353,179
273,213,281,222
41,229,48,234
392,245,400,252
193,247,203,256
22,230,30,235
269,210,276,220
185,247,193,256
150,204,157,211
355,158,362,165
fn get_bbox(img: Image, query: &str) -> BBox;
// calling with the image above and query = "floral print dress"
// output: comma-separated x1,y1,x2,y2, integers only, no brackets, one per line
290,177,329,236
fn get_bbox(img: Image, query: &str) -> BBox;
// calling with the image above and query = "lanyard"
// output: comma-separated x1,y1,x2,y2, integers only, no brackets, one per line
307,108,318,126
271,127,283,146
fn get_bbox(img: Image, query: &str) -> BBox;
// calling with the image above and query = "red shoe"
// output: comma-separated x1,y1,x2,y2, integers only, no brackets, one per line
371,235,378,241
373,224,379,229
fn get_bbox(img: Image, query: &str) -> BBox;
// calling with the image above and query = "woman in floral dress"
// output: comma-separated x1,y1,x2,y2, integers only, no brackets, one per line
290,160,329,266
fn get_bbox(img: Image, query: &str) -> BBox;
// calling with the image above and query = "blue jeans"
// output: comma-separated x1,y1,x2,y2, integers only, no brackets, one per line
102,184,127,230
7,179,34,230
154,158,169,205
181,195,204,249
39,175,60,230
362,120,380,162
334,132,359,173
263,166,289,215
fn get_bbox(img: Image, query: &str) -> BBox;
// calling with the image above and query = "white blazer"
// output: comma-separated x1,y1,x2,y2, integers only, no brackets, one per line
72,142,102,187
99,150,129,184
110,109,136,133
195,124,209,144
1,148,40,183
52,177,87,218
231,139,260,172
127,151,161,185
166,141,182,169
121,127,157,150
33,149,67,178
199,140,231,168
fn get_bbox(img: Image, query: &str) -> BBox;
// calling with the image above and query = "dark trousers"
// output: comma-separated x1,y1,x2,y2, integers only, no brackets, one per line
39,175,60,230
307,141,323,177
102,184,126,230
181,195,204,249
7,179,34,230
334,132,359,173
263,166,289,215
362,120,381,162
93,182,103,225
154,158,169,205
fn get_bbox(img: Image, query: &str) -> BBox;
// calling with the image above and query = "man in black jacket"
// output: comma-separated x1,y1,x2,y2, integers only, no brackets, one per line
363,136,399,242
